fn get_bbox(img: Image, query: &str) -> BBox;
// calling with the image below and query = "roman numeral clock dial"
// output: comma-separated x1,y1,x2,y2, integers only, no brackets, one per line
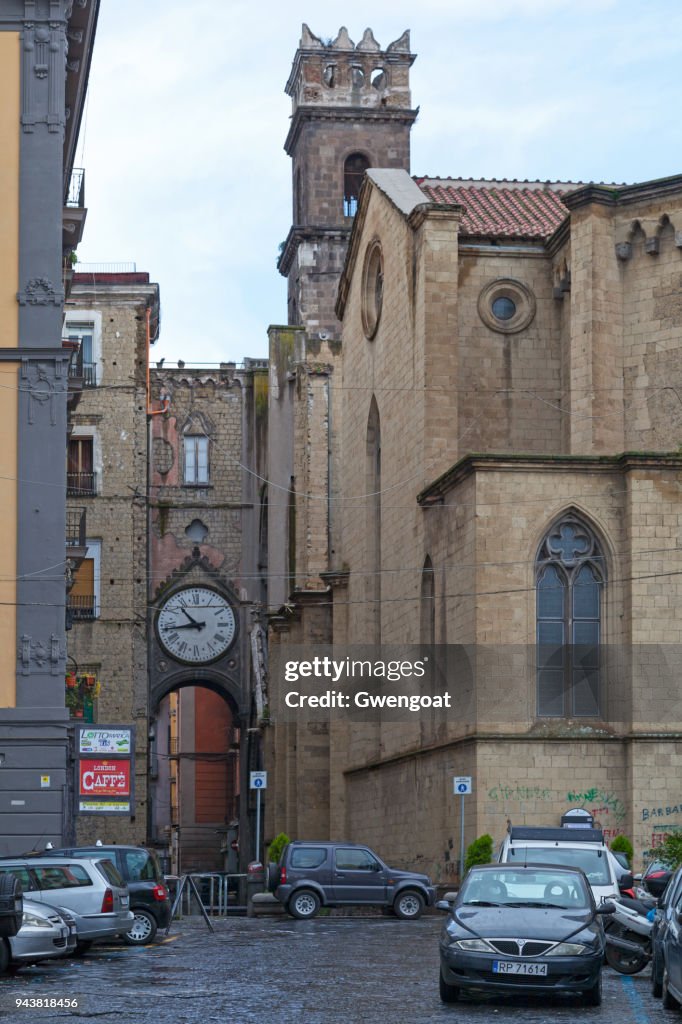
156,587,236,664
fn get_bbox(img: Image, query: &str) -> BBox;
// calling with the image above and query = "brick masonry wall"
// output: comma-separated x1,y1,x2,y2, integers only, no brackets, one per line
67,288,151,845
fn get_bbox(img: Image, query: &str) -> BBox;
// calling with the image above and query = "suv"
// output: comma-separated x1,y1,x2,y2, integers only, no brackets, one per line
40,845,171,945
268,840,436,920
0,856,132,953
497,826,629,905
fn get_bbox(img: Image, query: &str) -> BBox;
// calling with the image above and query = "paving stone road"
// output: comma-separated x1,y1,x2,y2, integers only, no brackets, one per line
0,916,672,1024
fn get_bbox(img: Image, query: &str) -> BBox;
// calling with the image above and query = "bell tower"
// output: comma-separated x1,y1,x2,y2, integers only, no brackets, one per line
278,25,417,337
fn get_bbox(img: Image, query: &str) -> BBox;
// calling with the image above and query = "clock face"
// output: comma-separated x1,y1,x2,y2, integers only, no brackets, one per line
157,587,236,664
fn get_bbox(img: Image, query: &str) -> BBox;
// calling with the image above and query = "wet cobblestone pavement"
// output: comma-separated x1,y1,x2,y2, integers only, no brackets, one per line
0,915,672,1024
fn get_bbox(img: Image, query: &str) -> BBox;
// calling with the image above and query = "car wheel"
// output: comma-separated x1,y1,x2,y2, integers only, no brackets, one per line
439,968,460,1003
652,953,663,999
74,940,93,957
663,967,680,1010
582,973,602,1007
0,939,9,974
124,908,158,946
394,890,425,920
288,890,321,920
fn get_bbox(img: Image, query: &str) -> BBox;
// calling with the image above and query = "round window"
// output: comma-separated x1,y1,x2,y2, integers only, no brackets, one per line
361,240,384,340
478,279,536,334
492,296,516,321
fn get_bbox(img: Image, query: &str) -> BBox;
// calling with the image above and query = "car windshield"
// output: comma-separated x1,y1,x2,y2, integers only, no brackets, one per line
507,846,611,885
460,867,591,909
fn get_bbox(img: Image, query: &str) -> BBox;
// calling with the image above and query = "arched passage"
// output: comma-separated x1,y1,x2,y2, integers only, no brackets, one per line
150,675,243,875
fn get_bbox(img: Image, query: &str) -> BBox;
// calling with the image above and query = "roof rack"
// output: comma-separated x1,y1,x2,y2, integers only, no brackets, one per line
508,826,605,845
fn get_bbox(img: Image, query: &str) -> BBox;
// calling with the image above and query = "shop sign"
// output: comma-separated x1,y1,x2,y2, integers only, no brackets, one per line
79,759,131,797
79,728,131,755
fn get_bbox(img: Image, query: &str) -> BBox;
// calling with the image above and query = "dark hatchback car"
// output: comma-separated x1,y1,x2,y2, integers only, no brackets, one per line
651,863,682,1004
41,845,170,945
269,840,436,920
438,864,614,1006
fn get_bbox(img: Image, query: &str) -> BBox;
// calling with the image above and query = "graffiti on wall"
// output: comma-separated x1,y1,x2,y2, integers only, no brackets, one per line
488,785,553,802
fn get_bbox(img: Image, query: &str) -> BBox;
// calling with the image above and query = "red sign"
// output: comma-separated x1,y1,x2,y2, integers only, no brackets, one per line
79,759,131,797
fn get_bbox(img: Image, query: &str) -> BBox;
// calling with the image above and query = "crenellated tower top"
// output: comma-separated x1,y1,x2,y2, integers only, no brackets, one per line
285,25,415,125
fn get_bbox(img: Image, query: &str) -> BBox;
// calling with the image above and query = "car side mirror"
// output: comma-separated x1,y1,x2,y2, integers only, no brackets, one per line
436,900,452,912
596,901,617,916
618,872,634,891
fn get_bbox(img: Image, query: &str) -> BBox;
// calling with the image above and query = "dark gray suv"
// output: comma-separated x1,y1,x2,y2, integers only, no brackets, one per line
268,841,436,920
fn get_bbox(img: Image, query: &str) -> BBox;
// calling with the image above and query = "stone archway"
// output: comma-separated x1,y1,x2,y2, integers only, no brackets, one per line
149,671,248,876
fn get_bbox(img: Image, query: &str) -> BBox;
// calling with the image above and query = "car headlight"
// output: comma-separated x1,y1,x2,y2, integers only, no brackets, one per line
546,942,588,956
452,938,494,952
22,912,52,930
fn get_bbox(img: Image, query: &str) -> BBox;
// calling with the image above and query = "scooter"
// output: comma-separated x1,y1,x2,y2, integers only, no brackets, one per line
603,893,657,974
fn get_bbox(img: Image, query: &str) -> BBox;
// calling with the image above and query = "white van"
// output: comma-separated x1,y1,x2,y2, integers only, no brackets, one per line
497,826,627,905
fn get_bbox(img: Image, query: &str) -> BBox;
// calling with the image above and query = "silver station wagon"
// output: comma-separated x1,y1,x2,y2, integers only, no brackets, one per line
0,857,132,953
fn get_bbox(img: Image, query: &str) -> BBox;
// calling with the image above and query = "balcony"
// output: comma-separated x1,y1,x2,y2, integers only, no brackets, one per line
66,507,87,567
63,167,87,251
67,594,97,622
67,471,96,497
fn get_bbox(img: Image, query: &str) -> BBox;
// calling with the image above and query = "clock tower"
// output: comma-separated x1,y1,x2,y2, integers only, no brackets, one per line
278,24,418,339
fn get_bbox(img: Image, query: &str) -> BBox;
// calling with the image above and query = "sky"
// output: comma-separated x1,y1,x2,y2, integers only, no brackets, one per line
75,0,682,366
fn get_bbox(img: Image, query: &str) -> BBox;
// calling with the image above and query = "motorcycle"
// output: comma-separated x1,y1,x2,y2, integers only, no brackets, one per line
603,893,657,974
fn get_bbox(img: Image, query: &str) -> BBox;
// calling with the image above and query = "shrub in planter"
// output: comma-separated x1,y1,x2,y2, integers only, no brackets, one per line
464,834,494,873
267,832,290,865
610,835,633,865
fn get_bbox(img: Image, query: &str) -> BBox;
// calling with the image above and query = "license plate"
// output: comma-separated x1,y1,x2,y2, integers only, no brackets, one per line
121,897,129,907
493,961,548,976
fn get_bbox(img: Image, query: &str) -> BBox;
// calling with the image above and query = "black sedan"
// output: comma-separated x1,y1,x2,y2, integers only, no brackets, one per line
438,863,615,1006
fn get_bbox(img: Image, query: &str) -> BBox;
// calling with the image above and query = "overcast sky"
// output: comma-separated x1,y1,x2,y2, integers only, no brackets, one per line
75,0,682,366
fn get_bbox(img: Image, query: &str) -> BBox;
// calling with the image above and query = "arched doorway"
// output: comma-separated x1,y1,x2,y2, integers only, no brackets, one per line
150,679,242,876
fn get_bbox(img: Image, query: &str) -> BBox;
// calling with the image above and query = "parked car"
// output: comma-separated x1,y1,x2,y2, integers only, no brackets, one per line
42,844,171,945
268,840,436,920
651,863,682,999
0,856,132,953
2,898,77,970
437,863,615,1005
498,826,628,905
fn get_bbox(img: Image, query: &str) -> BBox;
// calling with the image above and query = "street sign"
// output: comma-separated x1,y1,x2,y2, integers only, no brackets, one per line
453,776,472,795
250,771,267,790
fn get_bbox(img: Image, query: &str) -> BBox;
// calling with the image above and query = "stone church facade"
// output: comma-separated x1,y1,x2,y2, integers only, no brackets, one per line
264,25,682,876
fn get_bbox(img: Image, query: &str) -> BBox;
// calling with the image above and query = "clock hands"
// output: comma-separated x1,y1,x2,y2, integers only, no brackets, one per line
180,607,201,626
172,620,206,632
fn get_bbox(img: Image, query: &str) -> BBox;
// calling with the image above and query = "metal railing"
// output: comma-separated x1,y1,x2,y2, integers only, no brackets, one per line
67,594,97,621
67,472,96,497
65,343,97,387
75,262,137,274
166,873,247,916
65,167,85,208
65,507,86,548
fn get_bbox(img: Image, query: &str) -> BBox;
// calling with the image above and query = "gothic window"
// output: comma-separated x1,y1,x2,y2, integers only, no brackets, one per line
183,435,209,485
536,516,605,718
420,556,435,647
344,153,370,217
366,397,381,644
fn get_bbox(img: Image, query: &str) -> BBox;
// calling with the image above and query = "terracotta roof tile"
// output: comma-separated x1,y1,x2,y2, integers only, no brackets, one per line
414,177,572,239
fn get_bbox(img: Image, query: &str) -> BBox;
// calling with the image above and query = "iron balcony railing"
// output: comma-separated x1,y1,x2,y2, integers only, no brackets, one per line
66,343,97,387
67,594,97,621
65,167,85,208
66,507,86,548
67,472,96,497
